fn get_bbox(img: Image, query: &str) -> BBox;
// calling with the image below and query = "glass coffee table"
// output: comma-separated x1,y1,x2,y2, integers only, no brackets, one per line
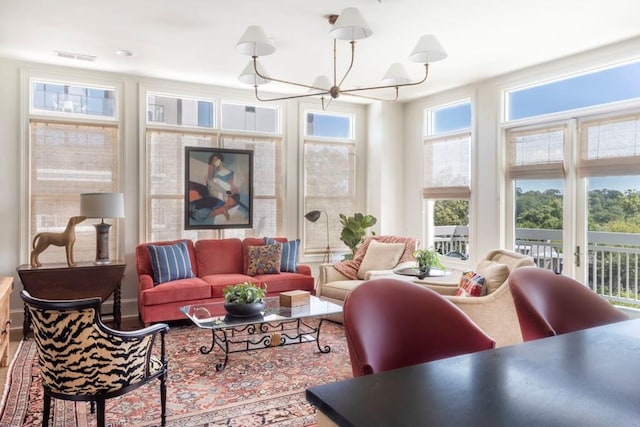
180,295,342,371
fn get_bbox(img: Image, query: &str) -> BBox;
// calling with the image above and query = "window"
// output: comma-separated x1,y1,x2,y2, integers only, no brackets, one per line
144,94,283,242
303,110,356,257
423,101,472,259
221,135,283,239
221,102,280,133
507,60,640,121
305,111,353,139
147,93,214,128
27,78,121,264
504,61,640,285
32,81,115,118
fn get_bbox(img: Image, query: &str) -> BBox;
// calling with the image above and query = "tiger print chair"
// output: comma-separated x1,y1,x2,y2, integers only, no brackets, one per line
21,290,169,427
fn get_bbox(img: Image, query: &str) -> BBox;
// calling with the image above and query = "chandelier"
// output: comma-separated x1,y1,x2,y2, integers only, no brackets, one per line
235,7,447,110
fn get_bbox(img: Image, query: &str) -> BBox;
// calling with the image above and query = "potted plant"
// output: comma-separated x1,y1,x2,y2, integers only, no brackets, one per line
339,212,377,259
223,281,267,317
413,248,445,277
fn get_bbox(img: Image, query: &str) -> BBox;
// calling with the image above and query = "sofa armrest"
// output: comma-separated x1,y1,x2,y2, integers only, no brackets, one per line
296,263,312,276
138,273,155,292
318,263,350,286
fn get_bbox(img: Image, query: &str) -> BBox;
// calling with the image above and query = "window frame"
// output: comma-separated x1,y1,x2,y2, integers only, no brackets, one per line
300,103,363,260
20,70,124,264
421,98,474,264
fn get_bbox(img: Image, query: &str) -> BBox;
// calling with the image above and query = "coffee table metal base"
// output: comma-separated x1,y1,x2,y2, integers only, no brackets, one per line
200,317,332,371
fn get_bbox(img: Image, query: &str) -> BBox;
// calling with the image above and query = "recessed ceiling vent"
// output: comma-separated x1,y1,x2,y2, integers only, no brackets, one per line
54,50,97,62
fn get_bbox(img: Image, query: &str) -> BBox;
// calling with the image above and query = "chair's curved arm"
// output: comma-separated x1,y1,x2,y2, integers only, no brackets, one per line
99,322,169,340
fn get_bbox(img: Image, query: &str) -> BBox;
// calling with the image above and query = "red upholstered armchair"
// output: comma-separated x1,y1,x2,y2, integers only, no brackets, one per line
509,267,629,341
343,278,495,377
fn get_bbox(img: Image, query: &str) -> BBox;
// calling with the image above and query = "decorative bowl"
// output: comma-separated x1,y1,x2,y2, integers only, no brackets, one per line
223,301,265,317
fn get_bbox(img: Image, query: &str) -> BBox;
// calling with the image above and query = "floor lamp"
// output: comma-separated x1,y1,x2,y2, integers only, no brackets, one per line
80,192,125,265
304,210,331,264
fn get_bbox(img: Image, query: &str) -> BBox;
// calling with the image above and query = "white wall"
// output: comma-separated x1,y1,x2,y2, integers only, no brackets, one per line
366,101,404,235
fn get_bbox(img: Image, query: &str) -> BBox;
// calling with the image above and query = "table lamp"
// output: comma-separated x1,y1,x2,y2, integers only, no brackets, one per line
80,192,125,265
304,210,331,264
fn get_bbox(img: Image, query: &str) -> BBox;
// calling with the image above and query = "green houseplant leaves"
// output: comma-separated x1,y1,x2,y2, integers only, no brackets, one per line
339,212,377,257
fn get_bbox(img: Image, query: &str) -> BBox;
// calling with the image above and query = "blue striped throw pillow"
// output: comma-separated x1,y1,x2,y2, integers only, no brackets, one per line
264,238,300,273
147,241,195,285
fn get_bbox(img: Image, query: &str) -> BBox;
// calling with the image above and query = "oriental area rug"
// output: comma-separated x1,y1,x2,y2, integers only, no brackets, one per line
0,320,351,426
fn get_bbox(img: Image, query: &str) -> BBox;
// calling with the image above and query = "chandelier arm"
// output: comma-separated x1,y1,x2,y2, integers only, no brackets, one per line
254,86,331,102
321,97,333,111
252,57,325,91
339,64,430,95
341,87,399,102
336,41,356,89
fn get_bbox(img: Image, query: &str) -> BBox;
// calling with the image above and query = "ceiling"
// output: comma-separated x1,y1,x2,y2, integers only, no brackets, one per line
2,0,640,103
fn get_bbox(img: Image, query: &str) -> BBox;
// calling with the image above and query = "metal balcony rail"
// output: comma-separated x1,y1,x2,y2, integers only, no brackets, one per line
433,226,640,308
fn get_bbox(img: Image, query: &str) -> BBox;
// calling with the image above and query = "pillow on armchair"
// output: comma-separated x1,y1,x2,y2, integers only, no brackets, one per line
475,260,510,294
356,240,405,279
334,236,419,280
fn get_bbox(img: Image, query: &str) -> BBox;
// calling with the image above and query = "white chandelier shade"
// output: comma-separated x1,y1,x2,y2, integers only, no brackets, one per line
382,63,411,86
239,59,271,86
409,34,448,63
235,7,447,109
235,25,275,57
329,7,373,41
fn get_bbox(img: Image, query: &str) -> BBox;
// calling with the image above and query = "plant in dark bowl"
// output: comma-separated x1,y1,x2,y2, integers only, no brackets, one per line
223,282,267,317
414,248,445,277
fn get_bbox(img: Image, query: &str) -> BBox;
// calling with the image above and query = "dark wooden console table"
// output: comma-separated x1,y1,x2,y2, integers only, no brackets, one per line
17,261,125,337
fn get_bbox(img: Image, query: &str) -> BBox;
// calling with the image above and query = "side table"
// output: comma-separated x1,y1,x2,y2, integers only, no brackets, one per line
17,261,125,337
0,276,13,367
413,270,461,295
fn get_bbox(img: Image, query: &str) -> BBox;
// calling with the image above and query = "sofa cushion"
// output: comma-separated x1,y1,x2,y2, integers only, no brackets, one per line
195,238,244,276
455,271,486,297
246,244,282,276
141,277,211,306
147,241,196,285
356,240,405,280
475,260,510,294
320,280,367,302
265,237,300,273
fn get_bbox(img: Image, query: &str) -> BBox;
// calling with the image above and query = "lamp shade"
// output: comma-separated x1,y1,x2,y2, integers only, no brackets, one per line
239,59,271,85
329,7,372,41
235,25,276,57
381,63,411,85
308,75,332,93
304,210,322,222
80,192,125,219
409,34,448,63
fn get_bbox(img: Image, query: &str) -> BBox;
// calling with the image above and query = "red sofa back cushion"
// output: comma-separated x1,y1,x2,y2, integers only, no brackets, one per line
136,239,198,278
195,238,244,275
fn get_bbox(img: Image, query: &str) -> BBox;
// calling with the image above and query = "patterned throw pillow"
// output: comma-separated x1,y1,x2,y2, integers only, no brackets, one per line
264,237,300,273
455,271,486,297
147,241,195,285
246,244,282,276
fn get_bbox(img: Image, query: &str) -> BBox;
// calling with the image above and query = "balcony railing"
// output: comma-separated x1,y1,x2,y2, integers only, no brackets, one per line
434,226,640,307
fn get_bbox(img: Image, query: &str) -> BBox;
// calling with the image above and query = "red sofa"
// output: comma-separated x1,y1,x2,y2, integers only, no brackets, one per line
135,237,314,324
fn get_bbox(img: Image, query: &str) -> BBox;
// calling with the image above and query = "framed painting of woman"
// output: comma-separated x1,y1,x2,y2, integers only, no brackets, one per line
185,147,253,230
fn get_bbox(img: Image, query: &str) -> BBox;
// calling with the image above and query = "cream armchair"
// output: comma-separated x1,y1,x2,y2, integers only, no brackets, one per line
423,249,536,347
316,236,420,307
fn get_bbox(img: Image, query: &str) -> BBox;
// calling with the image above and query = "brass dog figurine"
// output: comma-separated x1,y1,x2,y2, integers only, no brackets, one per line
30,215,86,268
